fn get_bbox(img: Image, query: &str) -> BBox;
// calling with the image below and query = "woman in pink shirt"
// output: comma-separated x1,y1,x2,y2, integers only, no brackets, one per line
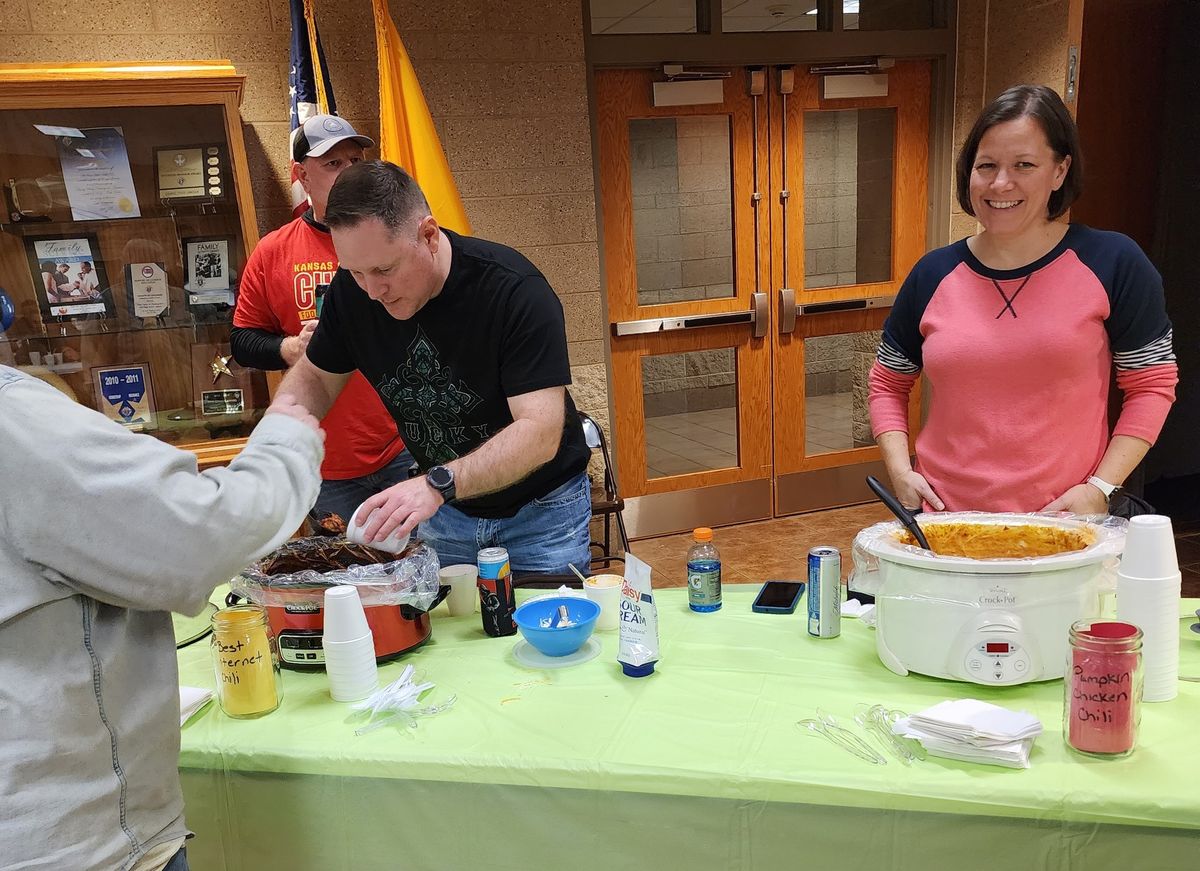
869,85,1177,515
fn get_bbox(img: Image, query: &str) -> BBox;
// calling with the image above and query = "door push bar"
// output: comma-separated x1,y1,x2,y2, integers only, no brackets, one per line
776,291,897,335
613,292,768,338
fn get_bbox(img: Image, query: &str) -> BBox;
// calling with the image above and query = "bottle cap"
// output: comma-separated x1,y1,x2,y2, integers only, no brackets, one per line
621,660,656,678
693,527,713,542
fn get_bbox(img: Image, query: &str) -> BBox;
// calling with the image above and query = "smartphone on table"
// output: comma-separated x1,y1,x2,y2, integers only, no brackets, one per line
751,580,805,614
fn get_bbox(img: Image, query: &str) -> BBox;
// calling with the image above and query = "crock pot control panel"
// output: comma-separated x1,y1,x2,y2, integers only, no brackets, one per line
963,638,1032,684
279,631,326,665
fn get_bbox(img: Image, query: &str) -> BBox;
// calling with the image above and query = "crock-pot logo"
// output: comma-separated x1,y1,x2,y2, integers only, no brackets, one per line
284,602,321,613
979,587,1016,607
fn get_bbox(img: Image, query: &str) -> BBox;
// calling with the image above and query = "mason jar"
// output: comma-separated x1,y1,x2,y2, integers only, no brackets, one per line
1064,620,1143,757
210,604,283,718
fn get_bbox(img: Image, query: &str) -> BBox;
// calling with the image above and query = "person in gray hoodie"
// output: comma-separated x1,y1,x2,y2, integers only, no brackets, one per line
0,364,325,871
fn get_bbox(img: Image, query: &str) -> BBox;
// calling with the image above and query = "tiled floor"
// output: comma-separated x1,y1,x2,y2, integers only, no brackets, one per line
631,503,1200,598
644,407,737,478
643,394,857,479
630,502,894,587
804,392,855,454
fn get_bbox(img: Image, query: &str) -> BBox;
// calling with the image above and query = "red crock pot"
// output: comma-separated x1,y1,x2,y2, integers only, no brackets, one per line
230,535,447,671
227,584,449,670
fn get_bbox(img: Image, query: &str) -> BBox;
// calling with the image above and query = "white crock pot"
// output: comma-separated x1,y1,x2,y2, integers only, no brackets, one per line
850,513,1126,686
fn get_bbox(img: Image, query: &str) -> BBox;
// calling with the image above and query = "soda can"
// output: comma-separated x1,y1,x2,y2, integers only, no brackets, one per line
807,546,841,639
477,546,516,637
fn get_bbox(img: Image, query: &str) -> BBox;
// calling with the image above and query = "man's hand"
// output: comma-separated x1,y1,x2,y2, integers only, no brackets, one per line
354,477,444,543
1041,483,1108,515
264,392,325,441
280,320,318,367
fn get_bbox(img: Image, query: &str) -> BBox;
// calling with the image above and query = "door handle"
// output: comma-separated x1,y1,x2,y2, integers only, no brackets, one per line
779,288,796,335
613,292,769,337
797,295,896,316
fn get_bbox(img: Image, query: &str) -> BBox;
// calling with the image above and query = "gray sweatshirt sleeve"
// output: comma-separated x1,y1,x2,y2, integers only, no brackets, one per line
0,370,323,616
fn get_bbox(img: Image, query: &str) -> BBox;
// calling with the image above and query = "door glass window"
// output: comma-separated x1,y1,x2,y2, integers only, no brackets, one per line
722,0,820,32
591,0,698,34
803,331,881,455
629,116,735,305
801,108,896,289
845,0,946,31
642,349,739,477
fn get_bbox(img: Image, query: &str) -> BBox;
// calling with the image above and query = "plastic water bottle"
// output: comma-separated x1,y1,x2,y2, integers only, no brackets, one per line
687,527,722,612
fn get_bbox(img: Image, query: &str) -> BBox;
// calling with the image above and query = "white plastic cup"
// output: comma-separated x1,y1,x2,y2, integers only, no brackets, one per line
28,351,42,365
322,634,378,702
345,503,410,554
440,564,478,617
584,573,623,631
323,585,371,643
1119,515,1179,579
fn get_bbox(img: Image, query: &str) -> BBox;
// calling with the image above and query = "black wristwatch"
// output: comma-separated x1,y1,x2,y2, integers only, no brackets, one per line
426,465,456,504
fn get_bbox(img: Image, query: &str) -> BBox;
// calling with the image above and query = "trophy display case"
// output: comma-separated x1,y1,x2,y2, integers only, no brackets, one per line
0,61,267,468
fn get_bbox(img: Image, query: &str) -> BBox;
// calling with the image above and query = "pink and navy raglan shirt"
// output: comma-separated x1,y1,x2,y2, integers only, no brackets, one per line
868,224,1178,512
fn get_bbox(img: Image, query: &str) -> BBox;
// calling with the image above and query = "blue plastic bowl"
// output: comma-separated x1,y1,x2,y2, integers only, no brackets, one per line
513,596,600,657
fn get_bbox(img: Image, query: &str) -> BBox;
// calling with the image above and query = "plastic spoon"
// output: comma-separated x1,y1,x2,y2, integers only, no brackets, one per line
865,475,932,551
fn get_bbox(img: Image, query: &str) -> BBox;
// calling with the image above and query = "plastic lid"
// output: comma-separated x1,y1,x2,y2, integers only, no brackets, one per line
622,660,657,678
693,527,713,542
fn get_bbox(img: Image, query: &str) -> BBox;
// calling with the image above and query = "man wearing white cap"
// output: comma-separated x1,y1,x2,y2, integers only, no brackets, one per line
232,115,413,528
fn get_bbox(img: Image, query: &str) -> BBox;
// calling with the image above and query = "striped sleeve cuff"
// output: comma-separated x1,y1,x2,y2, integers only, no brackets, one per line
876,338,920,375
1114,328,1176,371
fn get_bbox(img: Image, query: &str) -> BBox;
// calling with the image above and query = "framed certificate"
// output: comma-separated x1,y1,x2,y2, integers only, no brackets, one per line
25,233,113,323
92,363,156,430
155,143,228,202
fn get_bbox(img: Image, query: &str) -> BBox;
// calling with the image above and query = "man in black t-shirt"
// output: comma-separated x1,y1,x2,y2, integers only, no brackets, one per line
276,160,591,575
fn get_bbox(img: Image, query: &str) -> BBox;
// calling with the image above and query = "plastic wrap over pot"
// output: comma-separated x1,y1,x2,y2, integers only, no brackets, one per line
849,512,1127,596
233,537,442,611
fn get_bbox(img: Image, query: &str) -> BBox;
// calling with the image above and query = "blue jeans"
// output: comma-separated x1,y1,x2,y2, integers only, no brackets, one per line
163,847,189,871
418,472,591,575
310,449,415,526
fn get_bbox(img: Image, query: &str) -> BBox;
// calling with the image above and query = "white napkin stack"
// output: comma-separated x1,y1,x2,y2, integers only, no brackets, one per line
179,686,213,727
892,699,1042,769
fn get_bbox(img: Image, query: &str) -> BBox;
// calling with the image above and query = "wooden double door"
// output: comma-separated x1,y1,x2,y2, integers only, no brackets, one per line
596,62,931,537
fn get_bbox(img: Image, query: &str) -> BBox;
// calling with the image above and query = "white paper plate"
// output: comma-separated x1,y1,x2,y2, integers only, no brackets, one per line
512,636,602,669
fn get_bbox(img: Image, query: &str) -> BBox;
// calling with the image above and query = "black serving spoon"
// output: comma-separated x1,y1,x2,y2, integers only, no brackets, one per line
865,475,932,552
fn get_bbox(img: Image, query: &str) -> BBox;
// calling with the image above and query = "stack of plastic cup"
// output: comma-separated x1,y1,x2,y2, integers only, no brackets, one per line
322,585,379,702
1115,515,1180,702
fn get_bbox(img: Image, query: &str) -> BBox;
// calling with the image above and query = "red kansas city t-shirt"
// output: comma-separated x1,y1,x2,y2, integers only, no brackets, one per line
234,214,404,480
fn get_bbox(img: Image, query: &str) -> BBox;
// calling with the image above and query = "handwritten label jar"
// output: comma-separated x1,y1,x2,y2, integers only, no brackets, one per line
1064,620,1143,757
210,605,283,719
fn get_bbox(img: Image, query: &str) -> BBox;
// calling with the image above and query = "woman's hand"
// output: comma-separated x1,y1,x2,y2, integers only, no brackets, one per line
890,468,945,512
1041,483,1108,515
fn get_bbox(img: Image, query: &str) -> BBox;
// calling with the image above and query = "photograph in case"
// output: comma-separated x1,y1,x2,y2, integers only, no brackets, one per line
183,236,235,322
25,234,114,324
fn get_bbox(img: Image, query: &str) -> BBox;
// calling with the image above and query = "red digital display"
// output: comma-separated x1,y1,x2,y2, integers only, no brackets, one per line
986,642,1010,653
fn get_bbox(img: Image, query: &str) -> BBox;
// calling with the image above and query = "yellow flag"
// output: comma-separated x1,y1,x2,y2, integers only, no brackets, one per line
371,0,472,234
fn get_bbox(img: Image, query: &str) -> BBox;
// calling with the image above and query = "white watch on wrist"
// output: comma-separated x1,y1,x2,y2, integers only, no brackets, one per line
1086,475,1120,502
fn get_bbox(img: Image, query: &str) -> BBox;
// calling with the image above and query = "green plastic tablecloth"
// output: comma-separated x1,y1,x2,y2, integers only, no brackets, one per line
177,587,1200,870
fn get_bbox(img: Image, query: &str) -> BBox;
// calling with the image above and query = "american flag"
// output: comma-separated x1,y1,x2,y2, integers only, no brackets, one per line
288,0,337,219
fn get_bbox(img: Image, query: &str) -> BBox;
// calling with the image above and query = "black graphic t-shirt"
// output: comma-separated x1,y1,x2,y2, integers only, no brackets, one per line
307,230,589,519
